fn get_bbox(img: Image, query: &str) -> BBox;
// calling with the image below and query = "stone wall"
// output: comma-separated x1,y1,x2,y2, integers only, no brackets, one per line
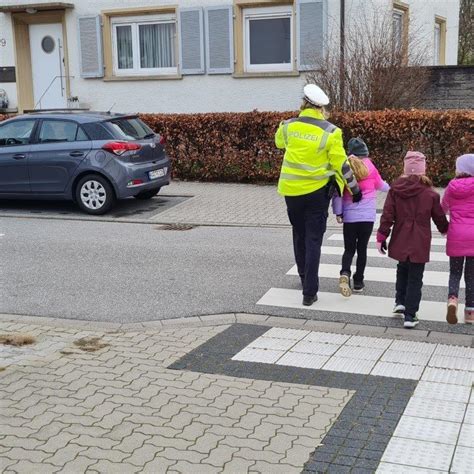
423,66,474,110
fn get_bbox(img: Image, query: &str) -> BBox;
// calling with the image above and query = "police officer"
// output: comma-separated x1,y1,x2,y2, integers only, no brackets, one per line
276,84,362,306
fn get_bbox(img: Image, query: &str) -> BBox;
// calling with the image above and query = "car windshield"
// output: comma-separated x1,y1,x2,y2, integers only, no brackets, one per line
107,117,154,140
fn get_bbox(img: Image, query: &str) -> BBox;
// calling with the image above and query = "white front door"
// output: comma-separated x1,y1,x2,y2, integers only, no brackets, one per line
29,23,67,109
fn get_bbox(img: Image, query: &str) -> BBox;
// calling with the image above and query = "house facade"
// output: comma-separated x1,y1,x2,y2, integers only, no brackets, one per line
0,0,460,114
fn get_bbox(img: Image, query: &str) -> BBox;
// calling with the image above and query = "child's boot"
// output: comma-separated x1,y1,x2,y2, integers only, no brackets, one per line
446,296,458,325
465,308,474,325
339,274,352,297
353,279,365,293
404,314,419,329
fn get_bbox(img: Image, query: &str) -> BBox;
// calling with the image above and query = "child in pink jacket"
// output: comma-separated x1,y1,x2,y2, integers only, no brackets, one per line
442,154,474,324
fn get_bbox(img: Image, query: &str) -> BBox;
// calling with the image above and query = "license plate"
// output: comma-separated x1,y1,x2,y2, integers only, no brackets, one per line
149,168,165,180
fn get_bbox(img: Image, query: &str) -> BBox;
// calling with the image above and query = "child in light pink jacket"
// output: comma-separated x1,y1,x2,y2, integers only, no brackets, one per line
442,154,474,324
332,138,389,296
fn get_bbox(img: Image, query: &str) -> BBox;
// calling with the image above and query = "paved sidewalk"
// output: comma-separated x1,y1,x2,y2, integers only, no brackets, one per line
1,314,472,473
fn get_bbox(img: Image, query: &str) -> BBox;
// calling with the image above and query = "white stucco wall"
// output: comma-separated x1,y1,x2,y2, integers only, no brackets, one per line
0,0,460,113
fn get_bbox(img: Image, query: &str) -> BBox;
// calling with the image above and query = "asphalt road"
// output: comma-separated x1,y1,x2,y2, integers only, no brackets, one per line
2,215,472,335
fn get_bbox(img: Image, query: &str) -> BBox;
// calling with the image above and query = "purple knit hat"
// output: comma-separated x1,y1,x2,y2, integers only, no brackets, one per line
456,154,474,176
404,151,426,176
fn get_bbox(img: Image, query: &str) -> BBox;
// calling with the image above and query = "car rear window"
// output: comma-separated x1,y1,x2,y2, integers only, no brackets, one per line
106,117,154,140
82,122,113,140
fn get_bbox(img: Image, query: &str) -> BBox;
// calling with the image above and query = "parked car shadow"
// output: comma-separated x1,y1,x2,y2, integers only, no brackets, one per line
0,195,189,220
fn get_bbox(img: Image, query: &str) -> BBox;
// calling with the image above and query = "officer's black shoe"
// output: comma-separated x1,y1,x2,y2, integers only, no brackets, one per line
302,295,317,306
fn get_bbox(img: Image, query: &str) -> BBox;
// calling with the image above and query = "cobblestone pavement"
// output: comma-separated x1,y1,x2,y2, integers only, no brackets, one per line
0,316,352,473
1,314,472,473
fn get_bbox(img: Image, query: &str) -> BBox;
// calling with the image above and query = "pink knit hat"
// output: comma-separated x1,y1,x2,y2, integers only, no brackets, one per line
404,151,426,176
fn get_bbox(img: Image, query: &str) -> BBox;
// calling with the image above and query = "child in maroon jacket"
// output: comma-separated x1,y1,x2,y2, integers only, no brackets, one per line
377,152,449,328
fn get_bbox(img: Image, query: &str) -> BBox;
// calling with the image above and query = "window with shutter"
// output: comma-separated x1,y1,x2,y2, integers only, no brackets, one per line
296,0,325,71
78,16,104,78
205,6,234,74
179,8,205,75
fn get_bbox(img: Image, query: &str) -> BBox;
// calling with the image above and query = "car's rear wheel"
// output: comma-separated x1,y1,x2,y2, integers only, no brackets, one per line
75,175,116,215
134,188,161,200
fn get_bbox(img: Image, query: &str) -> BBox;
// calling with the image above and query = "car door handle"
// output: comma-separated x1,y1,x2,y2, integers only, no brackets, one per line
69,151,85,157
12,154,26,160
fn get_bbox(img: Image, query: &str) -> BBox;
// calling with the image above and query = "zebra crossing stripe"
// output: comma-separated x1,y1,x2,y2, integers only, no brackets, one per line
257,288,463,323
286,263,463,288
320,246,448,262
327,234,447,247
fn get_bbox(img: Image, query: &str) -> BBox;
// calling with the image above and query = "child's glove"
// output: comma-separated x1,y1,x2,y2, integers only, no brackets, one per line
376,241,387,255
352,191,363,203
336,215,343,224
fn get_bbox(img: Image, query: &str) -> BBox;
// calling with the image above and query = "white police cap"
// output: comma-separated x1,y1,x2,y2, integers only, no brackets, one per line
303,84,330,107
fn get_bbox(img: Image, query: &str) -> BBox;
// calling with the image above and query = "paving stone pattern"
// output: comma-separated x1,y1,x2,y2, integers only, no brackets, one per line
0,320,350,473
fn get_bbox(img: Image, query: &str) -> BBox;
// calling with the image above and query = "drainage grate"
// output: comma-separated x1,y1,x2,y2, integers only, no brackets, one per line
157,223,195,231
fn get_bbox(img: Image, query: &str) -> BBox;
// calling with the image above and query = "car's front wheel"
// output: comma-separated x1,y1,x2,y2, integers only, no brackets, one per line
75,175,116,215
134,188,161,200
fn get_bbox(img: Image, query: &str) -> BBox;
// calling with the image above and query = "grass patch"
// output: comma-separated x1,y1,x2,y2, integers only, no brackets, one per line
0,333,36,346
73,337,109,352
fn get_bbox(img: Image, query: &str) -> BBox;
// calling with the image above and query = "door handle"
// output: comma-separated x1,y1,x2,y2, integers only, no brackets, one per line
12,154,26,160
69,151,85,157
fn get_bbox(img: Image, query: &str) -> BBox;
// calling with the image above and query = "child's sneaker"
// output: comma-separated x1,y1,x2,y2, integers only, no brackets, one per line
393,304,405,315
465,308,474,325
339,274,352,297
446,296,458,325
353,280,365,293
404,314,419,329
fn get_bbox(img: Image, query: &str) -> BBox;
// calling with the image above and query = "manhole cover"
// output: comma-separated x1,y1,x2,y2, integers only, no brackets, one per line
157,223,195,231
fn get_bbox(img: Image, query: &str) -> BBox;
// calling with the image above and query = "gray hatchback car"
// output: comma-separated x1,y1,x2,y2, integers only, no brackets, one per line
0,111,171,214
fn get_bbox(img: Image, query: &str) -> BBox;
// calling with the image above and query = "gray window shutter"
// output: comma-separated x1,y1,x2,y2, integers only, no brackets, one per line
296,0,326,71
179,8,205,75
77,16,104,78
205,6,234,74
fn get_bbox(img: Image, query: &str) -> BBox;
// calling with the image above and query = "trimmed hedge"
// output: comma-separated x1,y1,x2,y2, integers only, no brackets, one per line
2,110,472,186
141,110,473,186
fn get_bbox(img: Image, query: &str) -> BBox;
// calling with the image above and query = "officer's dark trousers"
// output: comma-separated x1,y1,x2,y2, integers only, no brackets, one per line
285,187,330,298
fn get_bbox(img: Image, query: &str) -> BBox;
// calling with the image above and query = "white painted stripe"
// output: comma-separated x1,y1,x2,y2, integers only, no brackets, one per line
320,246,448,262
257,288,464,323
327,234,447,247
373,214,439,231
286,263,463,288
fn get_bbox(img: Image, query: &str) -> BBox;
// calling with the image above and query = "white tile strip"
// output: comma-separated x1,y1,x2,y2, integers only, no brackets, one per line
248,336,298,351
433,344,474,359
429,355,473,372
451,445,474,473
322,356,376,374
290,340,340,356
287,263,461,288
412,381,472,404
382,349,431,366
232,347,285,364
263,327,309,341
346,335,392,349
303,331,350,345
334,345,385,361
257,288,464,323
276,352,329,369
464,403,474,425
328,233,447,247
393,415,461,445
458,424,474,448
376,462,444,473
421,367,474,387
381,437,455,471
371,361,424,380
389,340,437,355
403,397,467,423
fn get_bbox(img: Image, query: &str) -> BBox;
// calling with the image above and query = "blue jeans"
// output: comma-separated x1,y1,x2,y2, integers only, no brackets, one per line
285,187,330,297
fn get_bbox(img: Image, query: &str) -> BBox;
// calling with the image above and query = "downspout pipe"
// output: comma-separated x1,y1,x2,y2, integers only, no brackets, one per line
340,0,345,109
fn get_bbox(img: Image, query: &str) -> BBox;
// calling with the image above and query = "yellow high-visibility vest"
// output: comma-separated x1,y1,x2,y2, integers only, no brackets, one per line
276,108,347,197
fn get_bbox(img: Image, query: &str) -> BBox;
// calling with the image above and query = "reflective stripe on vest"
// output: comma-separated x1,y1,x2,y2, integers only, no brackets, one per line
280,171,336,181
282,159,330,173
